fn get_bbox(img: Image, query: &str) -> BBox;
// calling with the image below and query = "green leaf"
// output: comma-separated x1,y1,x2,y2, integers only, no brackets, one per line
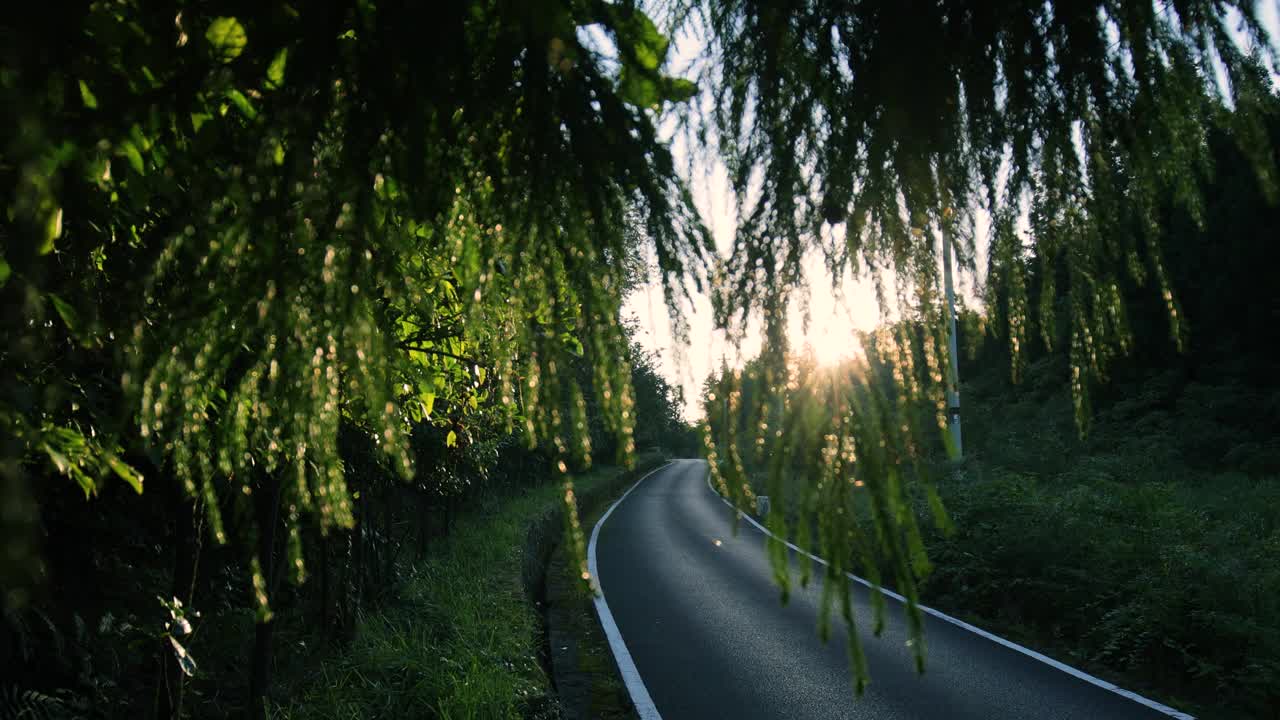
78,80,98,109
42,443,70,474
561,333,585,357
48,293,78,333
190,112,212,132
106,453,144,493
206,17,248,63
0,252,9,288
128,123,152,152
618,69,696,108
266,48,288,89
38,207,62,254
140,66,160,89
120,140,145,174
226,89,257,120
611,7,667,71
662,77,697,102
72,468,96,498
604,8,692,109
422,391,436,418
617,68,660,108
446,430,457,447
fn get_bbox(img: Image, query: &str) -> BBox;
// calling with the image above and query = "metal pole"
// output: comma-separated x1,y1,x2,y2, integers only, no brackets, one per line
941,222,963,460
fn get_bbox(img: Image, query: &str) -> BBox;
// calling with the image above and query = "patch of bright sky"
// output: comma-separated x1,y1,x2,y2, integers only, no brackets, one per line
624,147,888,420
619,4,1279,421
621,27,891,420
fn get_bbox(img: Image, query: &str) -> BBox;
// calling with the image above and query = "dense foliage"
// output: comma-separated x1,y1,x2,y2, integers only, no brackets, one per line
925,357,1280,719
1,0,706,579
693,0,1275,390
926,101,1280,718
3,0,1278,714
688,0,1279,679
702,95,1280,715
2,1,701,715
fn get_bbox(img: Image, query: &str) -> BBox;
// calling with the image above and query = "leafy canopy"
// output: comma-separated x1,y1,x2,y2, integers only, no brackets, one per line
682,0,1278,685
0,0,707,607
2,0,1277,695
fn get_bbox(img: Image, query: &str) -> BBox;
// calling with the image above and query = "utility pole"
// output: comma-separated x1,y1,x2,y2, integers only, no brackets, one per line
941,220,963,460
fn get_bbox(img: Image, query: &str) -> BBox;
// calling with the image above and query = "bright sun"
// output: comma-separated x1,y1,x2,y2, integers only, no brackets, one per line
791,260,881,369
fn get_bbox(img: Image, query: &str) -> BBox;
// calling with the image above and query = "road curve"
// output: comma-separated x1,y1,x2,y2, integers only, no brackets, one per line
593,459,1187,720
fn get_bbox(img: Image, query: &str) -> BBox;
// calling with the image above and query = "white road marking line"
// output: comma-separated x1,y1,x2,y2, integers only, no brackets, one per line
703,469,1196,720
587,460,675,720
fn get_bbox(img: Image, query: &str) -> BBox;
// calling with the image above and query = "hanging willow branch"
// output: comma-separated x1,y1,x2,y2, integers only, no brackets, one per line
1,0,710,612
683,0,1279,690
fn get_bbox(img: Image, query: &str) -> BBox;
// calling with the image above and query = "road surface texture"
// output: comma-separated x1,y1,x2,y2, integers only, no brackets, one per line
593,459,1188,720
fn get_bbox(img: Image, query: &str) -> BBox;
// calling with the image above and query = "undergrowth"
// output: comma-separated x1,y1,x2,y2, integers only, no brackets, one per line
271,464,629,720
921,355,1280,719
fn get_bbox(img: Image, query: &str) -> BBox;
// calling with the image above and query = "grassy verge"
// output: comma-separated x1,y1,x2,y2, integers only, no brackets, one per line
270,461,655,720
544,473,653,720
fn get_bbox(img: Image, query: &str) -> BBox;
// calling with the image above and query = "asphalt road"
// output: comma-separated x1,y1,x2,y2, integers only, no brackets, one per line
593,459,1188,720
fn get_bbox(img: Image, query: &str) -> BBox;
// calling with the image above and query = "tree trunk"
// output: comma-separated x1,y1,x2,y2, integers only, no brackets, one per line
248,472,282,720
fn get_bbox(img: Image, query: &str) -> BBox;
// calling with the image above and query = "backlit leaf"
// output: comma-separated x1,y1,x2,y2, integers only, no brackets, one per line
226,89,257,120
190,112,211,132
206,17,247,62
39,207,62,254
612,7,667,71
120,141,145,174
169,636,198,676
48,293,79,334
42,443,70,475
78,80,98,109
106,453,144,493
266,48,288,89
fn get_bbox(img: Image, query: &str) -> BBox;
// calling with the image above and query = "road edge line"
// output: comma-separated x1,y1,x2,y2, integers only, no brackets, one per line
586,460,674,720
703,472,1195,720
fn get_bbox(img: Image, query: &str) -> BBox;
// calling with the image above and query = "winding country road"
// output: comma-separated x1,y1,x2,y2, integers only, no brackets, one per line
591,459,1192,720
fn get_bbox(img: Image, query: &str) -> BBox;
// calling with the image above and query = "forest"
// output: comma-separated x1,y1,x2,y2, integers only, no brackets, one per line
3,1,1278,718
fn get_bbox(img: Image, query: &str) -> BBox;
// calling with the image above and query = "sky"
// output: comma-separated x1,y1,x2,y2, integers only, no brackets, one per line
621,2,1280,422
619,27,897,422
622,155,888,421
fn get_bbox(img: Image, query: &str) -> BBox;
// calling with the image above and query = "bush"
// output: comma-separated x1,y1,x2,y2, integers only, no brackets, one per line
917,361,1280,719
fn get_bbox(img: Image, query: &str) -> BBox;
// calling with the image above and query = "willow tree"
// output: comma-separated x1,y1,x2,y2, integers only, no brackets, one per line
1,1,707,713
3,0,1277,709
680,0,1279,689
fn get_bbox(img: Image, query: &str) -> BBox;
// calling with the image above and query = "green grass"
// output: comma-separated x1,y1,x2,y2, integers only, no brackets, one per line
270,463,635,720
